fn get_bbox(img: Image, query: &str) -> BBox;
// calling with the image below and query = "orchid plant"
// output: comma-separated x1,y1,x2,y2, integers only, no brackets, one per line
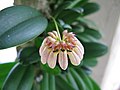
0,0,108,90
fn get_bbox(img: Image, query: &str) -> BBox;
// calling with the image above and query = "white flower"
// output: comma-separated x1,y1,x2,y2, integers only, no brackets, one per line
39,30,84,70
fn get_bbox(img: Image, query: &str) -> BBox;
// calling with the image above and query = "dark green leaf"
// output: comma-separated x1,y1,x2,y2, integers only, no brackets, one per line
66,72,79,90
41,64,61,75
19,46,40,65
0,5,48,49
76,28,102,42
88,76,101,90
83,42,108,58
0,63,16,88
56,9,81,24
70,68,87,90
40,72,49,90
75,68,94,90
82,3,100,16
18,65,35,90
2,63,27,90
49,74,56,90
56,75,75,90
77,17,98,30
53,1,72,17
81,66,92,75
35,37,44,48
73,0,89,8
82,58,98,67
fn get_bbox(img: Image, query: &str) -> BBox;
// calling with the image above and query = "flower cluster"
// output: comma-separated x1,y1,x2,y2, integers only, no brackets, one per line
39,30,84,70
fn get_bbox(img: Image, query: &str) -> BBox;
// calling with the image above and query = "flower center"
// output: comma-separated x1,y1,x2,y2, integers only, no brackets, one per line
45,30,77,52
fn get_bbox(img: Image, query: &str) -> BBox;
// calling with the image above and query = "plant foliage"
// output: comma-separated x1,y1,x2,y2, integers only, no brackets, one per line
0,0,108,90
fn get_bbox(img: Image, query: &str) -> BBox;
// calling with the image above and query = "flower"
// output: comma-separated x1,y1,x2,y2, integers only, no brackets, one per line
39,30,84,70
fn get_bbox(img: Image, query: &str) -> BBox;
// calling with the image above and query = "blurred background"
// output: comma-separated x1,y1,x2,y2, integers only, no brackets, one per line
0,0,120,90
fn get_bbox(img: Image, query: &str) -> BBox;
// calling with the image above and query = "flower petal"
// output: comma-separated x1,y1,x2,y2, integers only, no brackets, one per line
47,51,58,69
58,50,68,70
48,32,56,39
74,46,84,60
41,47,51,64
39,38,47,55
68,51,81,66
74,37,84,53
52,31,59,37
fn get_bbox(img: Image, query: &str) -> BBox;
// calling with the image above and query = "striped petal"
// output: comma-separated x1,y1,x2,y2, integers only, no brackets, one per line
73,46,83,60
74,37,84,53
47,51,58,69
68,51,81,66
52,31,59,37
58,50,68,70
41,47,51,64
48,32,56,39
39,38,47,55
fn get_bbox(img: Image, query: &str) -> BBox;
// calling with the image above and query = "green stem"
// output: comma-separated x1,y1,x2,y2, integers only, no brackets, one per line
51,17,61,40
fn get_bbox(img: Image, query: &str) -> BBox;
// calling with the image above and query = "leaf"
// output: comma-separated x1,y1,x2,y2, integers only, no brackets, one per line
88,76,101,90
53,1,72,17
75,68,94,90
19,46,40,65
49,74,56,90
66,72,79,90
17,65,35,90
82,3,100,16
35,37,44,48
73,0,89,8
40,72,49,90
56,75,75,90
82,58,98,67
2,63,35,90
56,9,81,24
70,68,87,90
83,42,108,58
77,17,98,30
81,66,92,75
76,28,102,42
0,5,48,49
41,64,61,75
0,63,16,88
2,63,27,90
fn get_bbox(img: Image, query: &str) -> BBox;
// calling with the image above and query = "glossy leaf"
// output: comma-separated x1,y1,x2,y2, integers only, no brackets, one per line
83,42,108,58
56,75,75,90
75,68,94,90
40,72,49,90
76,30,101,42
0,63,16,88
56,9,81,24
0,5,48,49
17,65,35,90
66,72,79,90
82,3,100,16
82,58,98,67
41,64,61,75
2,63,27,90
77,17,98,30
49,74,56,90
19,46,40,65
53,1,72,17
2,63,35,90
70,68,87,90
